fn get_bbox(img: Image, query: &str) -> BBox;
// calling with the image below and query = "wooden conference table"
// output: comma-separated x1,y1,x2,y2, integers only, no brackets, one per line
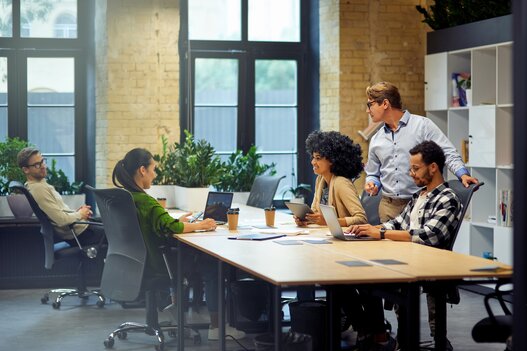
173,205,512,351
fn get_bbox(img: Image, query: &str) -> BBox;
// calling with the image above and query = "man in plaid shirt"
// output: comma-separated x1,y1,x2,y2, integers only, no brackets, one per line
347,140,462,350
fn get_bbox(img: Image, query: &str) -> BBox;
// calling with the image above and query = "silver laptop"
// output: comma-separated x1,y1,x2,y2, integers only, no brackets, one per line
319,204,379,241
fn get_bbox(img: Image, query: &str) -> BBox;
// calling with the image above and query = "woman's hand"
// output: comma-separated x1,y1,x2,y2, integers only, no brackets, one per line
178,212,192,222
294,215,309,227
305,212,326,225
196,218,217,232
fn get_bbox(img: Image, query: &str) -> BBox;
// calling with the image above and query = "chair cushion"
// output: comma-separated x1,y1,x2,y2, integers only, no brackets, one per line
472,315,512,343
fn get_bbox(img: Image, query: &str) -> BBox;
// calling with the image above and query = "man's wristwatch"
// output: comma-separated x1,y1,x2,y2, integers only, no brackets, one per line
379,227,386,240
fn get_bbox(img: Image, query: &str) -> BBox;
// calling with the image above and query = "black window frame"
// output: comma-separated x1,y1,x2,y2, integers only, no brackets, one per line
0,0,95,186
179,0,319,193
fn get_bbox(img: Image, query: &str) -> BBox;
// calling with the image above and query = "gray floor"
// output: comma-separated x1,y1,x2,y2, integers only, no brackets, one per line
0,288,507,351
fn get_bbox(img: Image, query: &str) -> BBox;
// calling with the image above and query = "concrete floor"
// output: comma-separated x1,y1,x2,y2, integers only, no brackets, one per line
0,288,508,351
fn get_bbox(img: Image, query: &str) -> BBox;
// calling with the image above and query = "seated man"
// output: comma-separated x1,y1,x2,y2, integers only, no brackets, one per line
348,140,462,350
17,147,104,247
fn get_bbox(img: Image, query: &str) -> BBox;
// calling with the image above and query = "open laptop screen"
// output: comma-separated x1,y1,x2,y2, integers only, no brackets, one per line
203,192,233,223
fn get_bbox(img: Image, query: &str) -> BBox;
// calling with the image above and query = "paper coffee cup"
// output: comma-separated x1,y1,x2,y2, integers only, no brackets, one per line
264,207,276,227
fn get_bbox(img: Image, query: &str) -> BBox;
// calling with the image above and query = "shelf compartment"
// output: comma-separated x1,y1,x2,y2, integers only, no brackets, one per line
470,167,497,223
472,47,497,105
497,43,513,105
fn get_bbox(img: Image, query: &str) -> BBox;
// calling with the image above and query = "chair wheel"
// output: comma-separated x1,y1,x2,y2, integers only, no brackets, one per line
193,334,201,345
117,331,127,340
41,296,49,304
103,338,114,348
96,300,105,308
155,343,165,351
52,301,60,309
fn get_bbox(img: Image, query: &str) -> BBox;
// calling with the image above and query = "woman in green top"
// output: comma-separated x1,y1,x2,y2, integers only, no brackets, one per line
112,148,245,341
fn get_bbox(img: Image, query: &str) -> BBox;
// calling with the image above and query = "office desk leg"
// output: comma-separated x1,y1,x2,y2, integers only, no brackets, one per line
433,287,447,351
272,285,282,351
219,261,226,351
177,242,185,351
327,287,340,351
406,283,420,350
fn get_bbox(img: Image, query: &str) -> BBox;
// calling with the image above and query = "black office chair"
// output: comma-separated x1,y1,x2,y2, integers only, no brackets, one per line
472,279,512,348
360,190,382,225
8,181,105,309
419,180,484,350
87,186,201,350
246,175,285,208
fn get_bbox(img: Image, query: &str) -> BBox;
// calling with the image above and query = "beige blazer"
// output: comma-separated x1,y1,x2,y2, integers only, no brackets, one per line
311,175,367,226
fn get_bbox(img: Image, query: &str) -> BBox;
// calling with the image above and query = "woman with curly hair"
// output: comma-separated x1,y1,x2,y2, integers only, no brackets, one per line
296,130,367,227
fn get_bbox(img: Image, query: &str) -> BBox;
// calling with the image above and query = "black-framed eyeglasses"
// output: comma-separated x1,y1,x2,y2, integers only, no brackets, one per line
366,101,375,110
26,158,47,169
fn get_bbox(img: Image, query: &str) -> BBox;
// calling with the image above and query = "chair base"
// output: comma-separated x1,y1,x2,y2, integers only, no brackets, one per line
103,321,201,350
41,288,106,309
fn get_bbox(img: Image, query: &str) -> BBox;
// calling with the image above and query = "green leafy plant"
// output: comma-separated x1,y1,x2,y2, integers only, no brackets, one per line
416,0,511,30
154,130,223,188
216,146,276,192
0,137,31,195
281,183,312,201
46,159,84,195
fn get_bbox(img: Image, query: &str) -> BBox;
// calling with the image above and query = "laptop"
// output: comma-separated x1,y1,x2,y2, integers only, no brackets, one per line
319,204,379,241
202,191,234,225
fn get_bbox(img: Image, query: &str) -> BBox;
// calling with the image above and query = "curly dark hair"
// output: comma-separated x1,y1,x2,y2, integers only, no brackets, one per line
409,140,446,173
305,130,363,180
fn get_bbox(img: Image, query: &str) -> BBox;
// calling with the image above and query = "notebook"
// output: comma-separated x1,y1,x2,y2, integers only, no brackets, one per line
202,191,233,225
319,204,379,241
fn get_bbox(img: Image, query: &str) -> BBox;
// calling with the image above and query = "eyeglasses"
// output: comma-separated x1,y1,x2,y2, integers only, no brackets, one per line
26,158,47,169
366,101,376,110
408,165,426,176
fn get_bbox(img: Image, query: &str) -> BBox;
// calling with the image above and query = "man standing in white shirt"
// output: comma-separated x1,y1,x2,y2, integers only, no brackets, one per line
363,81,478,222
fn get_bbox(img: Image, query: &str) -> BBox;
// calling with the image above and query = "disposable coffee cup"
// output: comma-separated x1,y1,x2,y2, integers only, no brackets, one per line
264,207,276,227
227,208,240,230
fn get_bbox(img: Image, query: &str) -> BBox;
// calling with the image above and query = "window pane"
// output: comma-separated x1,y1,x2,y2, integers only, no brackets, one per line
0,57,6,105
249,0,300,42
255,60,297,105
195,58,238,105
259,153,297,199
21,0,77,38
189,0,241,41
54,13,76,38
47,155,75,183
28,107,74,153
194,107,237,154
0,0,13,37
255,107,296,152
0,107,6,140
28,57,74,105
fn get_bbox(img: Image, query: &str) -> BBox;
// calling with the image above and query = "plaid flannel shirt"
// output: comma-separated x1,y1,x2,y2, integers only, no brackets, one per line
382,182,462,248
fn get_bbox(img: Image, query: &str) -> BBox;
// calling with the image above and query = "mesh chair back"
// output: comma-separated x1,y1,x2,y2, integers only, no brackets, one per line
86,186,146,302
246,175,285,208
446,180,484,250
360,190,382,225
9,181,61,269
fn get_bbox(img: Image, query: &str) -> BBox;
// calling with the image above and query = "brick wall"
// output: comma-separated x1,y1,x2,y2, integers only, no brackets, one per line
320,0,429,189
95,0,180,187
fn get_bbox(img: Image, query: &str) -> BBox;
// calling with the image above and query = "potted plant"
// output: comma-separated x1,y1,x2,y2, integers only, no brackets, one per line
281,183,312,204
151,130,223,211
215,146,276,204
46,159,86,210
0,137,31,217
147,135,179,208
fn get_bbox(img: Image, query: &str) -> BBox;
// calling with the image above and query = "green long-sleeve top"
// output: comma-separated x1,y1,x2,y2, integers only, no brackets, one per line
131,191,184,275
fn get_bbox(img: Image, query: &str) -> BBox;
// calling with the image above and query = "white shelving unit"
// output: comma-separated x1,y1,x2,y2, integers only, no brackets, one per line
424,41,513,265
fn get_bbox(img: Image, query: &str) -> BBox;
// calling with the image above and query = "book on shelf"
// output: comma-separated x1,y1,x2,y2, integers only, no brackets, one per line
498,189,513,227
461,139,469,164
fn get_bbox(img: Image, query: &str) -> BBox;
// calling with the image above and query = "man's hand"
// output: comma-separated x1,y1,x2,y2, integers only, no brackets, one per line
364,181,379,196
78,205,92,220
345,223,379,238
460,174,479,187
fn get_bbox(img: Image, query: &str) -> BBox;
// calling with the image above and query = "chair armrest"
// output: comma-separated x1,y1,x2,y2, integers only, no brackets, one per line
73,220,104,226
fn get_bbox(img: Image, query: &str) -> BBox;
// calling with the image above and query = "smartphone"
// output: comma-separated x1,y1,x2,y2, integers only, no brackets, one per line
188,211,203,223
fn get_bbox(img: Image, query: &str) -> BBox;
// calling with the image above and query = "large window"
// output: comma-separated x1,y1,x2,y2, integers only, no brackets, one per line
184,0,316,194
0,0,91,183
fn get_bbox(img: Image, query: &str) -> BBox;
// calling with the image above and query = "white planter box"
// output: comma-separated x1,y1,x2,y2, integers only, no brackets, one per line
62,194,86,211
174,186,209,211
0,196,13,217
232,192,250,206
146,185,178,208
